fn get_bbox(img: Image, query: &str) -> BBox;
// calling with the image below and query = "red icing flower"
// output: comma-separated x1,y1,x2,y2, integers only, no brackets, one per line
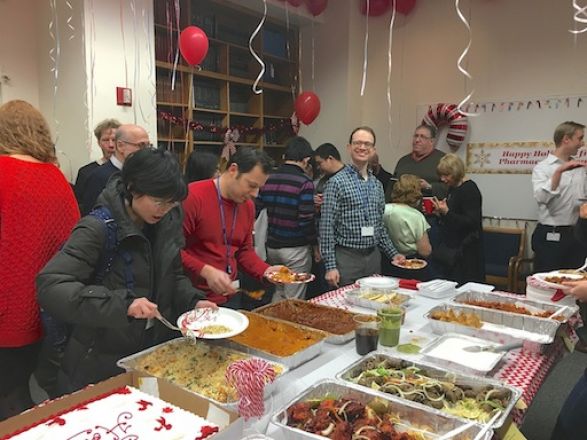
163,407,173,413
137,399,153,411
196,425,219,440
47,416,66,426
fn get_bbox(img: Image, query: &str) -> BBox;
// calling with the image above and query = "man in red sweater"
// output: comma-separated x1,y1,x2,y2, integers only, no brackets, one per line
182,148,282,306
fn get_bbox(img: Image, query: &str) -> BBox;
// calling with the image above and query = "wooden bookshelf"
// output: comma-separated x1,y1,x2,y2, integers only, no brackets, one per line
154,0,298,165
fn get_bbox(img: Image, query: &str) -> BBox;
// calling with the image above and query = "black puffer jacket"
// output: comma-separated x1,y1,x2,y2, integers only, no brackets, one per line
37,176,205,390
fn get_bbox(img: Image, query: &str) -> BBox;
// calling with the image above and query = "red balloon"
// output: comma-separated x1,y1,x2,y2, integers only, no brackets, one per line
395,0,417,15
287,0,303,6
305,0,328,16
294,92,321,125
179,26,209,66
360,0,391,16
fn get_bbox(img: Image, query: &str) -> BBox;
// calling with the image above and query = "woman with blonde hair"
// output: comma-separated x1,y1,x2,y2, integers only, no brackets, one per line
431,153,484,284
0,100,79,419
382,174,432,280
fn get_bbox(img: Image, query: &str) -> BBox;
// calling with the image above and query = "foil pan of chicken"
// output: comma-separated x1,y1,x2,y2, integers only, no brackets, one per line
271,379,493,440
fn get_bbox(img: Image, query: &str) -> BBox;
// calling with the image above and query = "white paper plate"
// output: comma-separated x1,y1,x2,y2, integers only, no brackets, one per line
533,272,585,291
266,271,316,284
392,258,428,270
357,276,399,289
456,282,495,293
177,307,249,339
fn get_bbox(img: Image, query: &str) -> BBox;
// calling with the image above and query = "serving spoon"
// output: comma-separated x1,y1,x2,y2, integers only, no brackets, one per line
463,341,523,353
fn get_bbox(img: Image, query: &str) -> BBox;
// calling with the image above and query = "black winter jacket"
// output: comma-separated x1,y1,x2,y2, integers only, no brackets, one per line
37,176,205,391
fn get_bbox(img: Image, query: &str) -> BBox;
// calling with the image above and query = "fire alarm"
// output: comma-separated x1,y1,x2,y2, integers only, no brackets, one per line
116,87,132,106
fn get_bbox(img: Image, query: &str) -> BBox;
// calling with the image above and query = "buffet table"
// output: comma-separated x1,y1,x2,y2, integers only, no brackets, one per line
259,282,574,438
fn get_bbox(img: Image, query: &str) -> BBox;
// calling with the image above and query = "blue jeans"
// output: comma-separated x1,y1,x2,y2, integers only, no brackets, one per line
551,371,587,440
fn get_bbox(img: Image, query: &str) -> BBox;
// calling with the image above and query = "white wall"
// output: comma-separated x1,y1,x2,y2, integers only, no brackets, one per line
298,0,587,220
0,0,40,106
1,0,156,181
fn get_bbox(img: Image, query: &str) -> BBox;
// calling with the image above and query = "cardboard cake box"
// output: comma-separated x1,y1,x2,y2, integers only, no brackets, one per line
0,372,243,439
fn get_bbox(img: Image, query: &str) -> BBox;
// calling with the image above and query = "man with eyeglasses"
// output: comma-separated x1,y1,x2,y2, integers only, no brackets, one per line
389,124,447,202
320,126,405,288
80,124,151,215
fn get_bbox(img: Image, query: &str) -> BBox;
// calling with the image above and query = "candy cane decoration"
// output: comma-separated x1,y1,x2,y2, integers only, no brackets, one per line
226,359,276,419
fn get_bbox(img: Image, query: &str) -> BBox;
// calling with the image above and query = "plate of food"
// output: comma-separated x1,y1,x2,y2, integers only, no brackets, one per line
533,271,587,290
266,266,315,284
392,258,428,270
177,307,249,339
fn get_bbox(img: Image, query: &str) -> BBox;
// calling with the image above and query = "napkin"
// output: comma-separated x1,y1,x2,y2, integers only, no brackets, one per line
399,279,420,290
551,289,566,302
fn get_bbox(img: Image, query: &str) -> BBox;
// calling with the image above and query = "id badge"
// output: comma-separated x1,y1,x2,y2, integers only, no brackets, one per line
361,226,375,237
546,232,561,242
231,280,240,289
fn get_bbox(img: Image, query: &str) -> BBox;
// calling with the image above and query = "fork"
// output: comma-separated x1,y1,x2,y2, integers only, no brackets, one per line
156,313,199,340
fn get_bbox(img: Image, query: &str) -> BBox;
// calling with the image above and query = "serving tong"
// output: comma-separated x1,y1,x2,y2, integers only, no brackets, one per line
463,341,523,353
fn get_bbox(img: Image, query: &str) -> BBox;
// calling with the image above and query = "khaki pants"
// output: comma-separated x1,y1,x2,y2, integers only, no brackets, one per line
267,245,312,302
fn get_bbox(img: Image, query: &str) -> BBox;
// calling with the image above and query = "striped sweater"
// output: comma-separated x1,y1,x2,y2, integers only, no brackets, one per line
258,163,317,248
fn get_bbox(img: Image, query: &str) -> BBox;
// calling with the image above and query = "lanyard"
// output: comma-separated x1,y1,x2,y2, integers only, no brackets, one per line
352,166,371,222
215,178,238,275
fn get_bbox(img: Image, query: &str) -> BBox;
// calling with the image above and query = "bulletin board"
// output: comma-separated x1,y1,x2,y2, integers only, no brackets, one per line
417,96,587,220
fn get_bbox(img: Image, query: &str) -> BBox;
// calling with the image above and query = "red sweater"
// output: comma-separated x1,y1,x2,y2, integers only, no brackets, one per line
0,156,80,347
181,179,269,304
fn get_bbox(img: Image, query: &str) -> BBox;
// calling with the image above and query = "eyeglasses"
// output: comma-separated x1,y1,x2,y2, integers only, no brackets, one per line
119,139,153,149
413,134,432,140
351,140,375,149
150,197,180,210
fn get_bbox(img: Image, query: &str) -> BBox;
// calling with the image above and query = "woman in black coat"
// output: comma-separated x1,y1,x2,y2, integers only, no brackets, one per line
431,153,484,284
37,149,216,393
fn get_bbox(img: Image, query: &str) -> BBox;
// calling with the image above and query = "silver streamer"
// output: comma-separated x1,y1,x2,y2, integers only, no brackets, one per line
249,0,267,95
455,0,477,117
360,0,369,96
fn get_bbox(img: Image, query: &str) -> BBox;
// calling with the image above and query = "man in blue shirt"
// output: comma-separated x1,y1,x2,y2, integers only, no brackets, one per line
320,126,405,287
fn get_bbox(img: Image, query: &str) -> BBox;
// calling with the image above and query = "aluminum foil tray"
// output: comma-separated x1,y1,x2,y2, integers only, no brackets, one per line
271,379,492,440
335,352,521,429
426,303,559,345
344,287,411,310
253,299,362,344
117,338,288,409
214,311,326,369
452,290,577,323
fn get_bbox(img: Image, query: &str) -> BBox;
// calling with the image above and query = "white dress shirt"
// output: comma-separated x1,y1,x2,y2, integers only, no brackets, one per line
532,153,587,225
110,155,123,170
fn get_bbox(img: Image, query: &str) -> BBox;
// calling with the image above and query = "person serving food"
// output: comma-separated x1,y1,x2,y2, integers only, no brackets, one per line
181,148,289,308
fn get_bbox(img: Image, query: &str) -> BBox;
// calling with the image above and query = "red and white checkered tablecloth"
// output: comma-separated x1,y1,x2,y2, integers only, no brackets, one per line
311,284,573,426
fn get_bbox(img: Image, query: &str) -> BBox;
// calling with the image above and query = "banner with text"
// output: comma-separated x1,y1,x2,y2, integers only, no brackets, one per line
466,141,587,174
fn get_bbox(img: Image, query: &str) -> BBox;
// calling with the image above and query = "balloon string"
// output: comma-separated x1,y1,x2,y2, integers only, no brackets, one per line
387,0,397,149
360,0,370,96
171,0,181,91
186,70,194,152
140,5,155,127
249,0,267,95
569,0,587,34
131,0,138,124
311,21,315,91
88,0,97,153
455,0,477,117
298,30,303,93
285,4,296,104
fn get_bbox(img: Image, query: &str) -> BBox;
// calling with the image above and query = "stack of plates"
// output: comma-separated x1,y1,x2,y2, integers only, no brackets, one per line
418,279,457,299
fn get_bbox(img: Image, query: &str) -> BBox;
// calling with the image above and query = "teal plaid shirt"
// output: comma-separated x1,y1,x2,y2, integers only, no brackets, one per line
319,165,398,271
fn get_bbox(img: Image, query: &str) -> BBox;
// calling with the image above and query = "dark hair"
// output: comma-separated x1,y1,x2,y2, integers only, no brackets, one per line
227,147,273,174
185,150,219,183
349,126,376,146
284,136,313,161
315,143,341,161
122,149,187,202
415,123,437,139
